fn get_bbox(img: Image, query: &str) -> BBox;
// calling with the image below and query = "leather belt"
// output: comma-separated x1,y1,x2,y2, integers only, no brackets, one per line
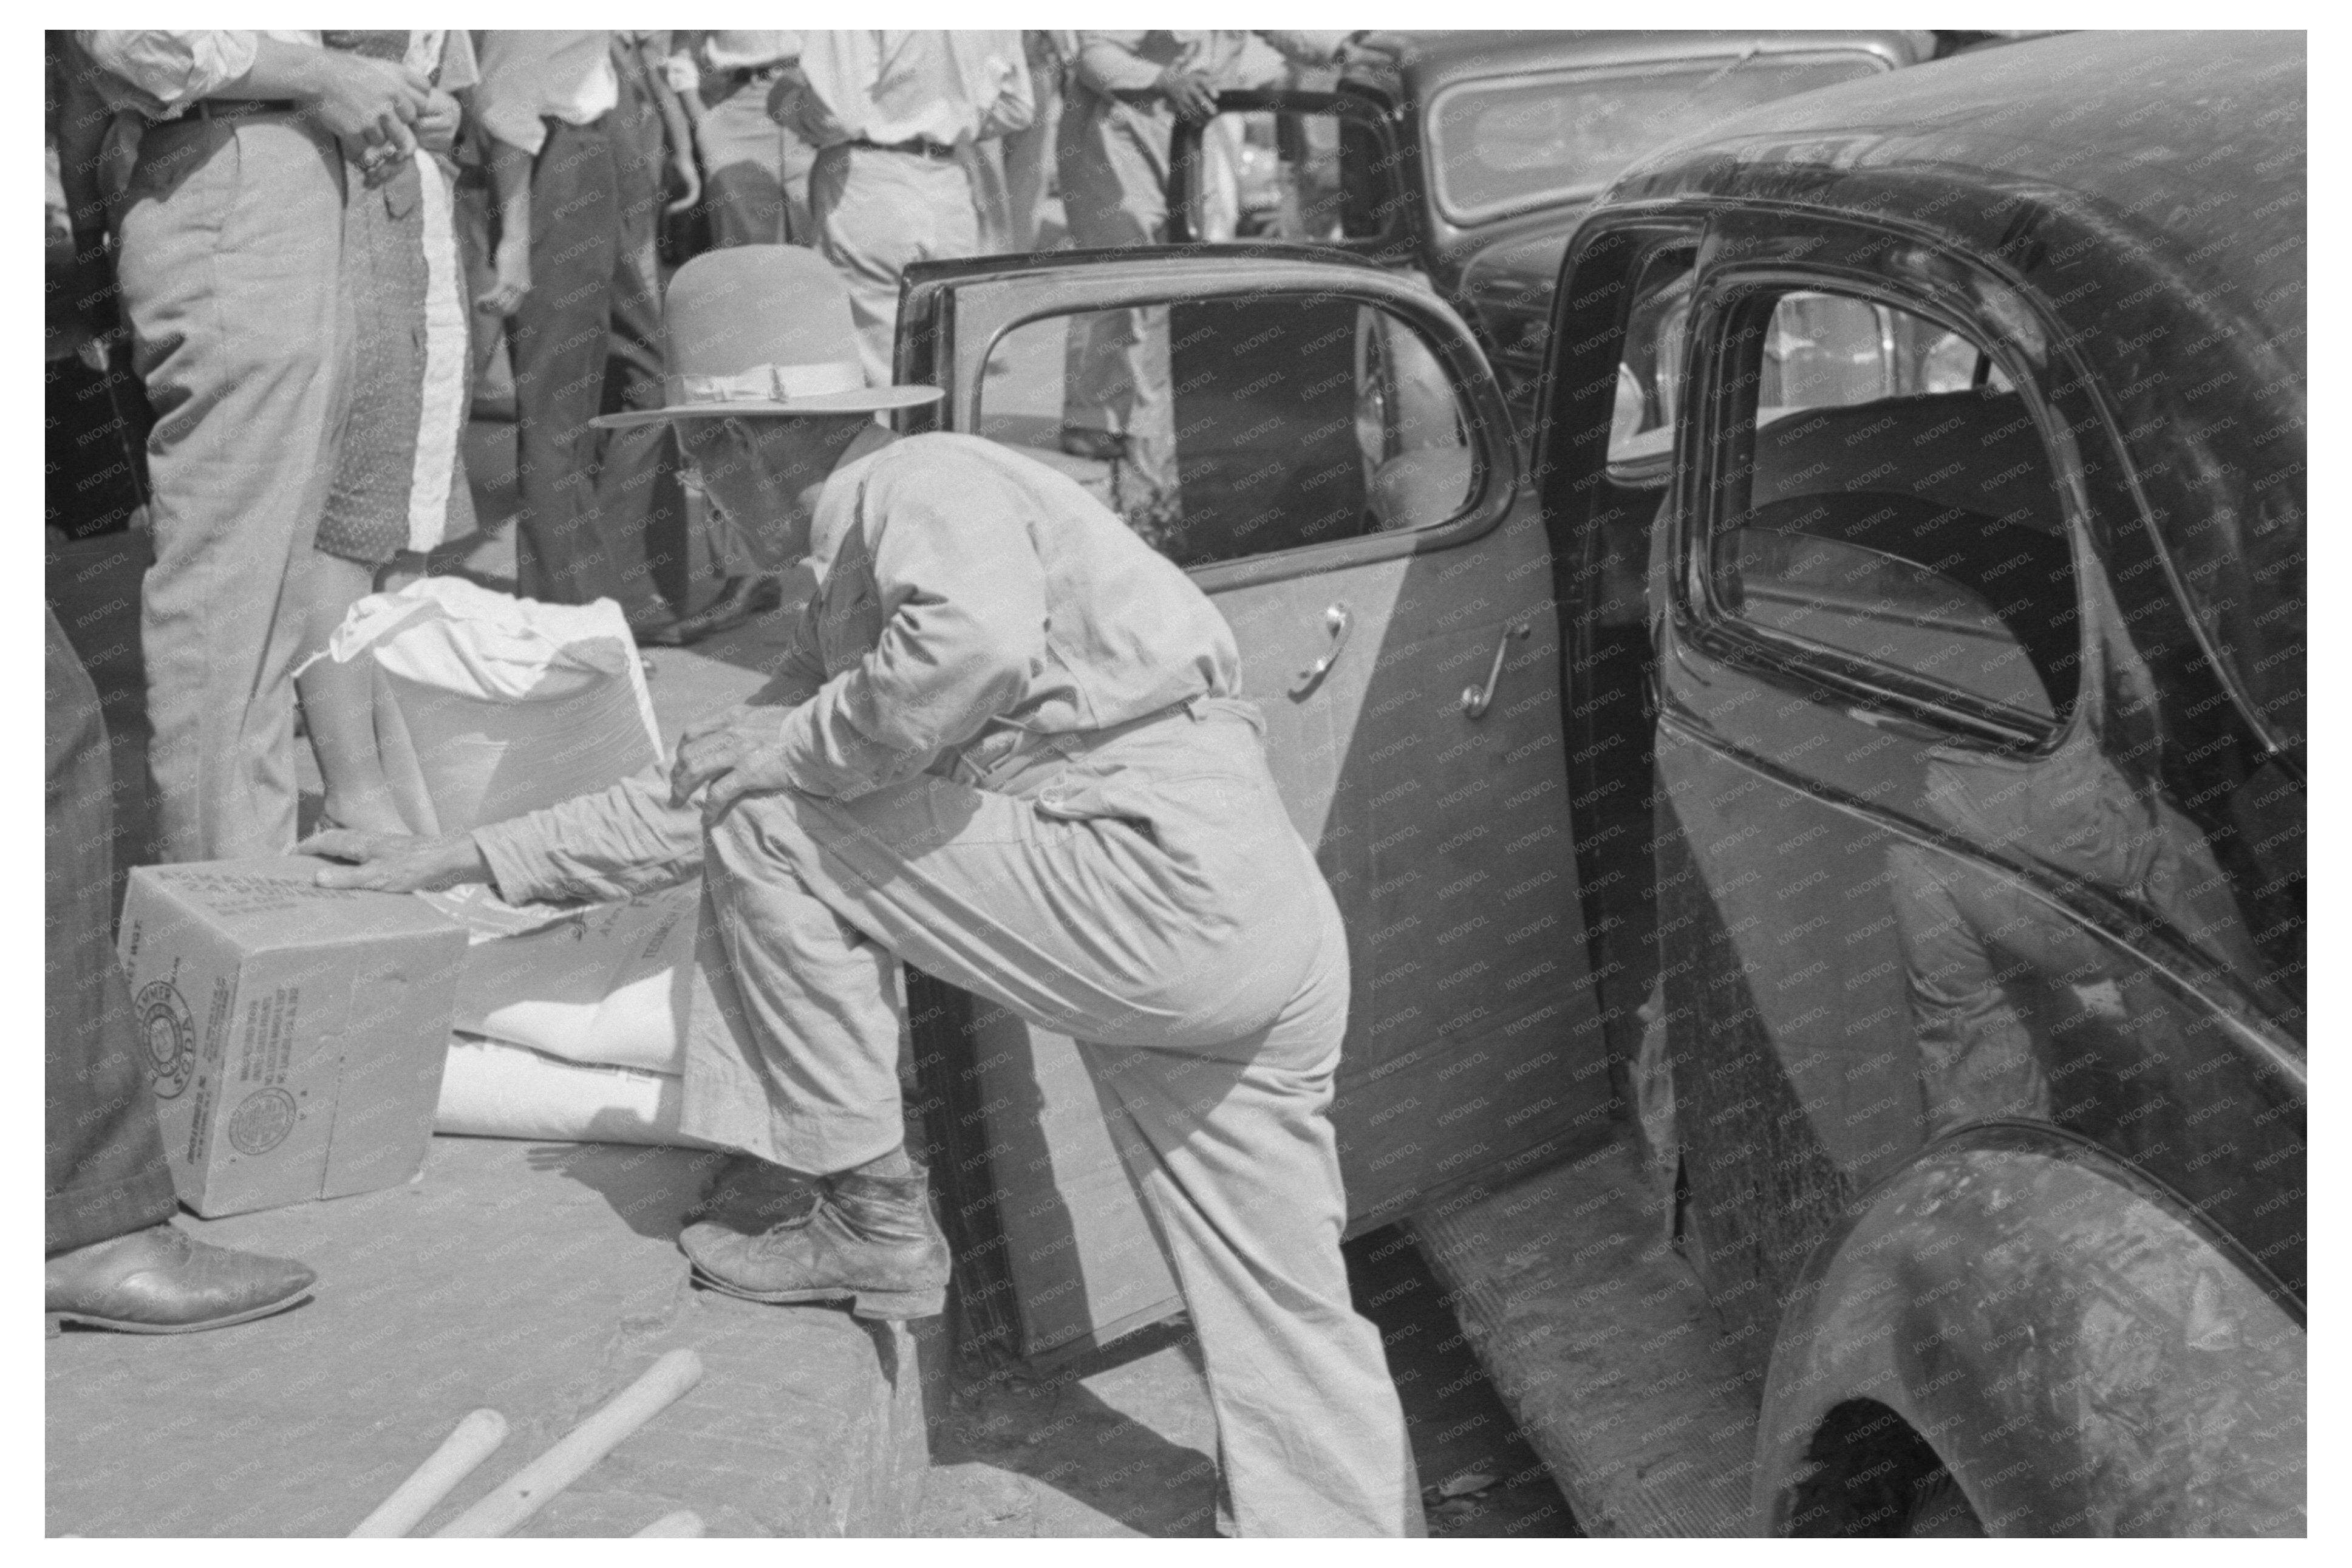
722,63,786,87
849,137,957,162
191,98,305,120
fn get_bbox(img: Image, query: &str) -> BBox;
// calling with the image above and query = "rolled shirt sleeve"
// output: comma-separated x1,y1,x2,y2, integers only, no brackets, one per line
775,458,1049,800
78,30,260,118
1072,32,1170,95
471,768,706,907
469,635,831,905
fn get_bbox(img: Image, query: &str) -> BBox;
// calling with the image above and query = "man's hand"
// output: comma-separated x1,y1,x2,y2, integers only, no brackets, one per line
309,51,431,155
477,231,531,316
666,146,703,217
670,705,795,822
413,89,462,157
1156,68,1219,123
299,828,493,893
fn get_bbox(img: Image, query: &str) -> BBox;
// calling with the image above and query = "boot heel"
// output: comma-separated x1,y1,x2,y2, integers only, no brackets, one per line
851,1286,946,1321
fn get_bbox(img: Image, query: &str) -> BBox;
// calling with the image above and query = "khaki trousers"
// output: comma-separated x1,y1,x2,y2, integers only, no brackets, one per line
806,143,981,386
680,699,1422,1535
1054,96,1180,494
115,113,351,862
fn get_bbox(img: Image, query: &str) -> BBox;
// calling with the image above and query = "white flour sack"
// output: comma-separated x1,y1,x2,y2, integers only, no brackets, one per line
318,576,663,836
436,1036,718,1148
421,882,709,1147
426,882,700,1074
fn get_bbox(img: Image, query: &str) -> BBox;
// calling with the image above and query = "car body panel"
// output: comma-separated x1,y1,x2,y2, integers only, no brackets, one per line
1757,1125,2305,1535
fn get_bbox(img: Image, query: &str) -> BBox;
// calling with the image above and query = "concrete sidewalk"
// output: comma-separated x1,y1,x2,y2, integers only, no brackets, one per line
47,1139,938,1537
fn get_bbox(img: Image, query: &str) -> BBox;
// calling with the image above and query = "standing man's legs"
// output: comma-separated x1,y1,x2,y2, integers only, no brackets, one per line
509,117,624,604
806,145,982,386
118,115,350,862
584,77,692,629
1003,66,1063,251
1055,104,1176,496
46,607,177,1252
47,607,316,1331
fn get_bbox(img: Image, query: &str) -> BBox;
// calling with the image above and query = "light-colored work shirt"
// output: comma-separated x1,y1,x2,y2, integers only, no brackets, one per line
1070,30,1348,105
77,30,322,120
471,30,620,155
471,431,1241,907
783,30,1032,149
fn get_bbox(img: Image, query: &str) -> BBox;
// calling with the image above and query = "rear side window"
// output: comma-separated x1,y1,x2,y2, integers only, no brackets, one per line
1700,288,2078,745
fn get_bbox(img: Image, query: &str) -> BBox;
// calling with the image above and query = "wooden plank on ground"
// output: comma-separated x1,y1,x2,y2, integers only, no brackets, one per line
1409,1130,1762,1537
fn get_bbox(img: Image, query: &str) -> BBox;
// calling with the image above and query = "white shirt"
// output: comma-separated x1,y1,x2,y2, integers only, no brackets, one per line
472,31,621,156
785,30,1031,149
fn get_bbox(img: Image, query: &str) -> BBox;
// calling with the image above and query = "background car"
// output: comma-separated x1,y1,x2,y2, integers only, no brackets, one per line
1165,30,1931,430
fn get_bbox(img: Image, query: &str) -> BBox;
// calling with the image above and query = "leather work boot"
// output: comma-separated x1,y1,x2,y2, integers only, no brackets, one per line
669,574,782,645
46,1224,315,1336
684,1151,820,1236
681,1167,951,1321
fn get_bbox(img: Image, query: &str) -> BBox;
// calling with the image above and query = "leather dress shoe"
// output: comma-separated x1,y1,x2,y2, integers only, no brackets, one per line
681,1167,950,1321
670,575,783,645
684,1152,820,1236
46,1224,315,1336
627,604,686,649
1058,426,1127,462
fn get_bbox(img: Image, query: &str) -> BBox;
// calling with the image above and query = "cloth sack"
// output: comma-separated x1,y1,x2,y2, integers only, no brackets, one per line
436,1034,718,1148
422,882,700,1074
316,576,663,836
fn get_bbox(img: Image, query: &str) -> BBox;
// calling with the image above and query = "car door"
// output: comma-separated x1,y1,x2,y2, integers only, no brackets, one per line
898,249,1610,1362
1548,205,2306,1364
1163,88,1411,261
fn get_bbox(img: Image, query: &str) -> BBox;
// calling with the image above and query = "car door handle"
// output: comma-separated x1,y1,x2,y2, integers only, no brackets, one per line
1290,603,1353,698
1461,621,1533,718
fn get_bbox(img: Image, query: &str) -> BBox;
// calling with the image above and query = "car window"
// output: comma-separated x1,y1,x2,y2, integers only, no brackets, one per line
1184,107,1399,245
1428,52,1889,227
975,296,1471,570
1606,251,1696,475
1703,288,2078,741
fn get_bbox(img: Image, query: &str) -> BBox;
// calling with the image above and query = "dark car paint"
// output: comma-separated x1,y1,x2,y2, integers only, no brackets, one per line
1539,29,2303,1533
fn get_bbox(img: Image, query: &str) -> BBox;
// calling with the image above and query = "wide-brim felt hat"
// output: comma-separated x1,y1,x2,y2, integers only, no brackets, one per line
591,246,943,429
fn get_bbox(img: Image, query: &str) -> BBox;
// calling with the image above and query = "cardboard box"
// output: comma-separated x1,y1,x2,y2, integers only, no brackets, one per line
116,857,469,1217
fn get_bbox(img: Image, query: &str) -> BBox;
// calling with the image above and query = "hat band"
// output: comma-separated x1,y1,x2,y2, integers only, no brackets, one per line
669,361,867,407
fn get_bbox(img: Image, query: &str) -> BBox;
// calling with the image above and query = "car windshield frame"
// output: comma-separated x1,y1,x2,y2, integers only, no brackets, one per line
1424,49,1893,228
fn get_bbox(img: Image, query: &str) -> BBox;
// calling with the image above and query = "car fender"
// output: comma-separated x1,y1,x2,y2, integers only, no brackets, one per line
1754,1121,2305,1536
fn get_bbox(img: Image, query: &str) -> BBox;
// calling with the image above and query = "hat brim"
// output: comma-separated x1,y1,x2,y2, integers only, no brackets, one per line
591,385,945,429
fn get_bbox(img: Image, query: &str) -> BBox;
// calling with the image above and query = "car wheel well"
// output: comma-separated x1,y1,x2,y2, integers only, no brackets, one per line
1779,1398,1984,1537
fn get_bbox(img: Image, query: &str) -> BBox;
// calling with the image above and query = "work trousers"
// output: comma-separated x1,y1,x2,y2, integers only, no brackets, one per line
807,143,981,387
581,81,693,620
696,73,817,247
681,699,1422,1535
509,112,673,607
1000,63,1063,252
115,112,350,862
1056,98,1178,495
47,608,179,1255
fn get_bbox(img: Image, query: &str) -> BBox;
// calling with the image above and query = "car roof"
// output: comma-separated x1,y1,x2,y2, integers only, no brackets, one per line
1604,31,2305,361
1382,30,1927,99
